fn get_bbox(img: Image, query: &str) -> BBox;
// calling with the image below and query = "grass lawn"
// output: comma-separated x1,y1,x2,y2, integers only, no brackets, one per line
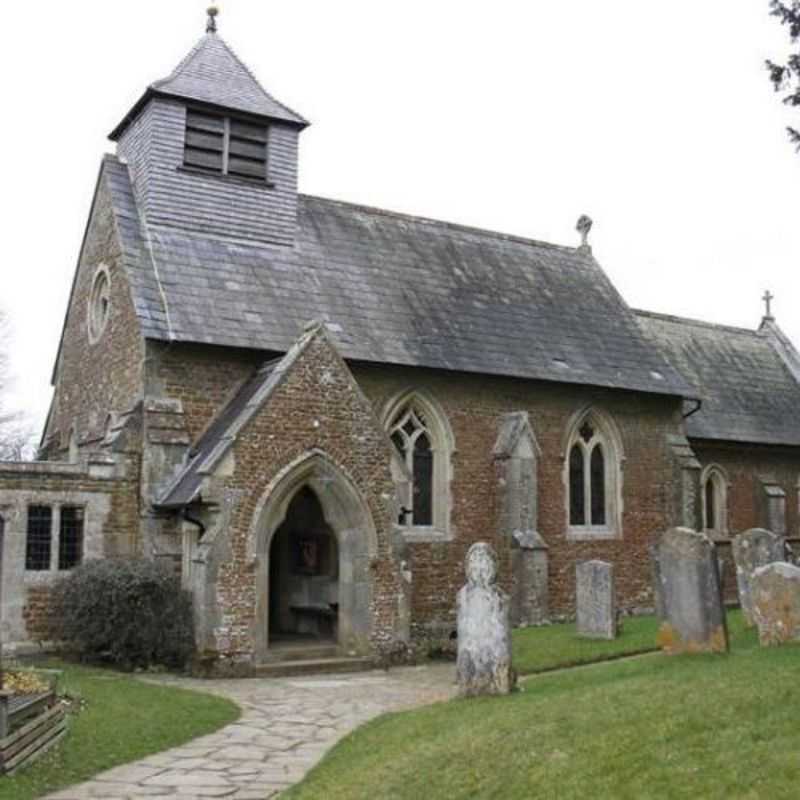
0,661,239,800
513,613,661,674
285,611,800,799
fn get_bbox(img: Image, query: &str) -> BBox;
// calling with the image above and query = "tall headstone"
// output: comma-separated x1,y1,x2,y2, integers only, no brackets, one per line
652,527,728,654
732,528,784,627
456,543,516,697
576,560,616,639
751,562,800,646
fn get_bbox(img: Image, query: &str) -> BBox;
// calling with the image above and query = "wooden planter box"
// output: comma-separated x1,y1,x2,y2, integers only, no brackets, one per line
0,690,67,775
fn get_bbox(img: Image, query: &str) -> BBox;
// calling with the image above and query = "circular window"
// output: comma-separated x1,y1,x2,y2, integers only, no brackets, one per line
88,267,110,343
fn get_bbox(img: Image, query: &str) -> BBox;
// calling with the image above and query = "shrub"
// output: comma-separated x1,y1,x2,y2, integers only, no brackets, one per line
52,558,194,670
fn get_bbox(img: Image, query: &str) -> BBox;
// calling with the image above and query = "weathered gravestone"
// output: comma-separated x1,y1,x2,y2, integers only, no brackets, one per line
576,560,616,639
732,528,784,627
456,542,516,696
751,562,800,646
652,527,728,654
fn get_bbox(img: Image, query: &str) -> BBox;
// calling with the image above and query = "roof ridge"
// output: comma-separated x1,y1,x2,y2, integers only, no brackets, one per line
211,35,309,126
299,193,580,254
153,34,206,88
633,308,759,337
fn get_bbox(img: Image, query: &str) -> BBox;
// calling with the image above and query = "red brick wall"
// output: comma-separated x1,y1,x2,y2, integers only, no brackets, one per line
153,341,689,643
353,364,685,624
692,441,800,603
692,441,800,537
43,171,145,453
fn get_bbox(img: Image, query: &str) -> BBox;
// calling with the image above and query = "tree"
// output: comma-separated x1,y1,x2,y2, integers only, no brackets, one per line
766,1,800,151
0,309,35,462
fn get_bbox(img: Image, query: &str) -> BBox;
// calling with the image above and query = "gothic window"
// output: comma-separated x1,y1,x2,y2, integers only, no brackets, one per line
702,466,728,535
385,392,453,536
88,267,110,343
566,410,622,538
184,110,269,182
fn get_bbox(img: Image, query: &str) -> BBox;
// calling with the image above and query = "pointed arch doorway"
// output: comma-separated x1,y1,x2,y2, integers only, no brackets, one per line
253,452,378,662
268,487,339,645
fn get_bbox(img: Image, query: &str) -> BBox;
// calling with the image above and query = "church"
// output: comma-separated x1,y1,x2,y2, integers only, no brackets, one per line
1,8,799,671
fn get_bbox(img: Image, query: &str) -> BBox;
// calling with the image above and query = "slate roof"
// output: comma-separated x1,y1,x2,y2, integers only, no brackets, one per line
110,32,307,140
158,357,283,508
635,310,800,446
102,156,689,398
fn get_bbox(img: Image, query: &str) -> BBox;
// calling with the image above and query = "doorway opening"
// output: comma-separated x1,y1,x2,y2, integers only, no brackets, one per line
268,487,339,647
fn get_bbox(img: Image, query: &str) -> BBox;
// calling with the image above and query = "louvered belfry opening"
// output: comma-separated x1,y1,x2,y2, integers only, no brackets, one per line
184,109,269,181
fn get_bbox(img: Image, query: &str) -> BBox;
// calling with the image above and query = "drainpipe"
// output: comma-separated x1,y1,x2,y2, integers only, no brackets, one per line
682,399,702,420
182,506,206,540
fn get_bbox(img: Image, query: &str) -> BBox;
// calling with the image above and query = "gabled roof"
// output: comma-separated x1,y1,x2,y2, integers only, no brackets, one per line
157,357,282,508
110,32,307,140
157,323,337,509
103,155,690,398
635,310,800,446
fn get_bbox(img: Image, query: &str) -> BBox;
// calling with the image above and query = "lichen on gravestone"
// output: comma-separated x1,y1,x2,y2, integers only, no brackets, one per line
456,542,516,696
732,528,784,628
576,560,616,640
751,561,800,646
652,527,728,654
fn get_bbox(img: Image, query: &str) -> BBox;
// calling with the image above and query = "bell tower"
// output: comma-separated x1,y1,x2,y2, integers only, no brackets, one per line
109,7,309,247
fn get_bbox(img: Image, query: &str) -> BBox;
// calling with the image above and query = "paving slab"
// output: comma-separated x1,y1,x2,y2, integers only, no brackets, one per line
44,663,455,800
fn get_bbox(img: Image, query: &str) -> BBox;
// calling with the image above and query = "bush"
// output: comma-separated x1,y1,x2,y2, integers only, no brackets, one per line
52,558,194,670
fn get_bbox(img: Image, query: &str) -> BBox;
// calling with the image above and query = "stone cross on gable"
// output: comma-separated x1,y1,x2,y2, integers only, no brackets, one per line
576,215,593,248
762,290,775,321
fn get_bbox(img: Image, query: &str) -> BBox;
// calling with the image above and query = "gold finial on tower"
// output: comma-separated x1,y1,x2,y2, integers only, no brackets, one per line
206,5,220,34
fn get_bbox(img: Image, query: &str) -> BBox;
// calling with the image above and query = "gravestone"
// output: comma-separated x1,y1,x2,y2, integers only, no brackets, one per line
456,542,516,696
751,562,800,646
576,560,616,639
732,528,784,627
652,527,728,654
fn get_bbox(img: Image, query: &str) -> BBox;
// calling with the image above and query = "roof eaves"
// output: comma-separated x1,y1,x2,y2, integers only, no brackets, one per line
109,87,309,142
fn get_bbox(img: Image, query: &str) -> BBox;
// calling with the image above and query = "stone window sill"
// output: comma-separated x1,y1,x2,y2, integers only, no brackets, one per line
394,524,454,544
566,526,621,542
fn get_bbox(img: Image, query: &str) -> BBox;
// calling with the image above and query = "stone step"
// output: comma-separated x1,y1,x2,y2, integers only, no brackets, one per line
254,656,374,679
263,644,342,663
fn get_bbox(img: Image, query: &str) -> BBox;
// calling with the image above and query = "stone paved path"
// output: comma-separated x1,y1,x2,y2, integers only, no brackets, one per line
46,664,456,800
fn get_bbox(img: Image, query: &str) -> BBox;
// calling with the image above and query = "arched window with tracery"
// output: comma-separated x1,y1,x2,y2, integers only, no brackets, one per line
701,465,728,535
384,391,453,536
565,409,622,539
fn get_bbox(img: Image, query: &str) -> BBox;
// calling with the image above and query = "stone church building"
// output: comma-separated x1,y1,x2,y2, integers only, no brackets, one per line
2,11,800,669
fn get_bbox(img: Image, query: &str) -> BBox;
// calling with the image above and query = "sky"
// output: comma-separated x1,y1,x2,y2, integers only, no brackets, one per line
1,1,798,435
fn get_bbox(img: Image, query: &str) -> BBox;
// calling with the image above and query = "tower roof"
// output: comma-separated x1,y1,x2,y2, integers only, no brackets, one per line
110,19,307,140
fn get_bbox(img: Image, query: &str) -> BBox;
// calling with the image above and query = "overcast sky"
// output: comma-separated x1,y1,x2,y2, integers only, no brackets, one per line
2,1,798,434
